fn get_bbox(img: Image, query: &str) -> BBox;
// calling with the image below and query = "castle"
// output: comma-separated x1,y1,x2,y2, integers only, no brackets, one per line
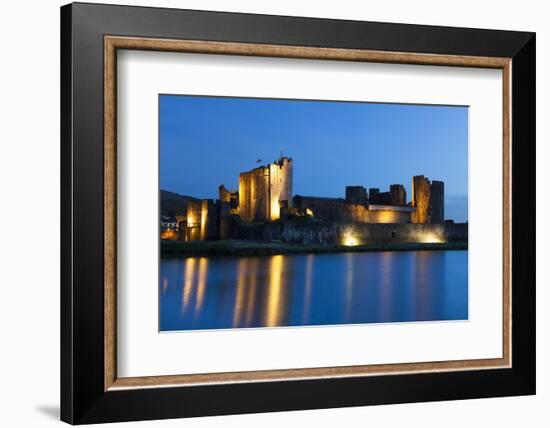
292,174,443,226
170,156,451,243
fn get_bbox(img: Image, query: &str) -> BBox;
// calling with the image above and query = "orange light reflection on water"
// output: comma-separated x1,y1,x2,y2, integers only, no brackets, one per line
194,258,208,315
180,257,209,318
265,255,285,327
233,258,248,327
244,259,258,327
181,258,196,314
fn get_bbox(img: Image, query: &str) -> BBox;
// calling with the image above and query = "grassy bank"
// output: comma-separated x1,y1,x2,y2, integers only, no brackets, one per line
161,239,467,256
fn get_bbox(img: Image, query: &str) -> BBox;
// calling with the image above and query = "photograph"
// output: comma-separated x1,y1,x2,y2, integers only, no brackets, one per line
159,95,469,331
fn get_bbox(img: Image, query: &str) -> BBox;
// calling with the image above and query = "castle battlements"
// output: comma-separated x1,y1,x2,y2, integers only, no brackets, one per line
175,156,446,242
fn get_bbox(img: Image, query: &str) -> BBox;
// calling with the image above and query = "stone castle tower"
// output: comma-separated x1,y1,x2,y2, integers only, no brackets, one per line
238,157,293,223
429,180,445,223
390,184,407,206
412,175,445,224
412,175,431,223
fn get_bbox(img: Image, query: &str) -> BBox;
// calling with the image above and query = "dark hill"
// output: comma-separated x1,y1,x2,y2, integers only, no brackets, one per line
160,190,200,217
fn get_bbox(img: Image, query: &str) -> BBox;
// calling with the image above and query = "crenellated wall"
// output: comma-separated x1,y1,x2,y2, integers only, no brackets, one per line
294,195,414,224
345,185,368,205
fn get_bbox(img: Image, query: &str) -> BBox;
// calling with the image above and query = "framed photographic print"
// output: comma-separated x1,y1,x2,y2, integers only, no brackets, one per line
60,2,535,424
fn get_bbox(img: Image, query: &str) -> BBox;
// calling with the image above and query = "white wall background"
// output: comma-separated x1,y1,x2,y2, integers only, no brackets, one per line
0,0,546,426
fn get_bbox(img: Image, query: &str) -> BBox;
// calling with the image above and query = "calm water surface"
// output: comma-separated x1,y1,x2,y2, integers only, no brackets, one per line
160,250,468,331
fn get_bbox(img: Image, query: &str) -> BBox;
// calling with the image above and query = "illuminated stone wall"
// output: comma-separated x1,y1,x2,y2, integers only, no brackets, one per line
268,221,467,245
219,185,231,204
185,201,202,241
343,204,412,224
294,196,413,224
238,157,293,223
412,175,431,224
293,196,346,220
239,167,268,222
184,199,220,241
268,157,293,221
200,199,219,241
337,222,465,245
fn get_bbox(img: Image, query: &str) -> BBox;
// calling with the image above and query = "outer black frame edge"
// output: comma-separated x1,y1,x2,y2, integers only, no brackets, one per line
70,1,533,56
60,3,74,425
510,34,536,392
60,2,536,425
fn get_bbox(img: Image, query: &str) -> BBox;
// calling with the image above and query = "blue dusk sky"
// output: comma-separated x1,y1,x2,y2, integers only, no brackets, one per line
160,95,468,222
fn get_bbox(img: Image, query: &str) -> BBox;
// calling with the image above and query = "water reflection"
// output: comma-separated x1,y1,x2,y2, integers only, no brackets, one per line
377,251,391,322
233,258,260,327
266,255,285,327
302,254,314,324
160,251,468,331
194,258,208,315
244,258,259,327
181,257,196,313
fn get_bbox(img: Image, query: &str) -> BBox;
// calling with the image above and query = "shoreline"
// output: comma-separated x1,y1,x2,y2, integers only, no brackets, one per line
161,239,468,257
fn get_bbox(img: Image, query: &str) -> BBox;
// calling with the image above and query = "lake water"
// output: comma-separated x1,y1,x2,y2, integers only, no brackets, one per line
160,250,468,331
